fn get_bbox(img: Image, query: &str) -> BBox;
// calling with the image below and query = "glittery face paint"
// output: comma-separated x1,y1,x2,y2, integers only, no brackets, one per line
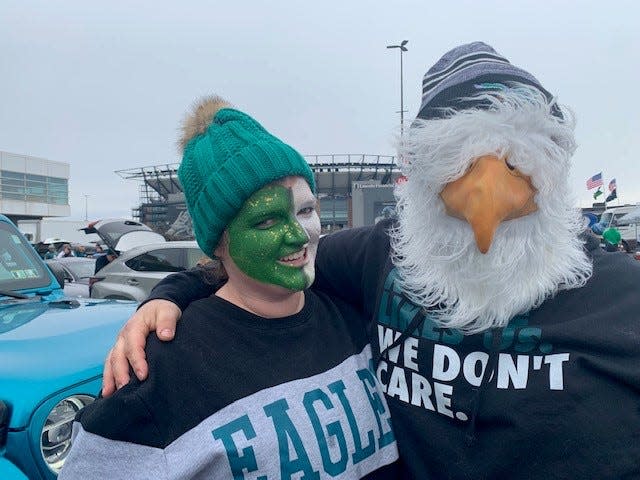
227,177,320,291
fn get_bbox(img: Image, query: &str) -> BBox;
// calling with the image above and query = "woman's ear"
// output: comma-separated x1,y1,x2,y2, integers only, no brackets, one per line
213,231,229,259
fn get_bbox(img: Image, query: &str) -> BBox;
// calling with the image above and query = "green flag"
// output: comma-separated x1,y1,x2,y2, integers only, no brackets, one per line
593,188,603,200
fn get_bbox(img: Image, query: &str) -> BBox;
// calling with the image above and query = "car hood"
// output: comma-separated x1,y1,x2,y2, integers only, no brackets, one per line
0,298,137,428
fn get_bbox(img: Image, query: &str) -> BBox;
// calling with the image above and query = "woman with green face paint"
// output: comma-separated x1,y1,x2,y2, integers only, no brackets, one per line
60,97,400,480
214,176,321,317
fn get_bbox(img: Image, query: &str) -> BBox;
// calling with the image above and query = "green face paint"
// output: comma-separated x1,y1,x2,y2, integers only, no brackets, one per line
227,180,320,291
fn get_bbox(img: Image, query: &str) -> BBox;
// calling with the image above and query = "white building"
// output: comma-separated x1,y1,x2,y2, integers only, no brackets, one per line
0,150,70,223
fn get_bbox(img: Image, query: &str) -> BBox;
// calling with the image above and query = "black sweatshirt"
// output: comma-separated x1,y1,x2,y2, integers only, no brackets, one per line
130,222,640,479
61,291,400,479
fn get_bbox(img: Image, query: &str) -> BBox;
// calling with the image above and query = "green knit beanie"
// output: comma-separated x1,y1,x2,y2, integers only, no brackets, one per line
177,96,316,256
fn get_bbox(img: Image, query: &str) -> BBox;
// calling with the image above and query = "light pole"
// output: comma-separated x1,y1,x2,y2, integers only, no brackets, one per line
387,40,408,135
84,195,89,221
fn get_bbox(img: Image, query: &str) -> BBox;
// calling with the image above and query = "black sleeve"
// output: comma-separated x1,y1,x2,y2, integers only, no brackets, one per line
74,381,161,446
313,221,391,311
59,373,167,479
140,267,218,312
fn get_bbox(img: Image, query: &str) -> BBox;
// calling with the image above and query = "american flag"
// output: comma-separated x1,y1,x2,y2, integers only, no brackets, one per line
586,172,603,190
609,178,617,192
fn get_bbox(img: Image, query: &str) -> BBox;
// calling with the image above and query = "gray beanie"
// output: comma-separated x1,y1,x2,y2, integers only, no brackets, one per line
416,41,561,120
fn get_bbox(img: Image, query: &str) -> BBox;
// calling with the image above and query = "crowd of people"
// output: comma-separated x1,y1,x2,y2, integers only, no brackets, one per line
40,242,118,274
41,242,106,260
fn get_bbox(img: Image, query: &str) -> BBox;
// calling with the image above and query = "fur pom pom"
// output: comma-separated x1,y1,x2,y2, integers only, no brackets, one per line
179,95,232,151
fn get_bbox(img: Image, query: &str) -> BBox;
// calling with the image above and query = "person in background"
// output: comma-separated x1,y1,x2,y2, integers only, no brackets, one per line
59,96,399,479
43,245,56,260
602,226,622,252
102,42,640,479
56,243,75,258
94,248,117,274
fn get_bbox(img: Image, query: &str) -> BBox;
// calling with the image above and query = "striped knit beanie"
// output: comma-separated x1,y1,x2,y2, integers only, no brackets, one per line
177,96,315,256
416,41,560,120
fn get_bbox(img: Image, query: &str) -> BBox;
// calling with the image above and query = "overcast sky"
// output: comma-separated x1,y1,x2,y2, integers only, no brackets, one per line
1,1,638,220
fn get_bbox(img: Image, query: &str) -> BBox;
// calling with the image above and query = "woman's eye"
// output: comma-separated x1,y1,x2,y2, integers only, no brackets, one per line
298,206,315,216
255,218,277,229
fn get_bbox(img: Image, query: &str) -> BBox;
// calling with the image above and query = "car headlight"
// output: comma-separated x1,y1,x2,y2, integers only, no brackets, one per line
40,394,95,473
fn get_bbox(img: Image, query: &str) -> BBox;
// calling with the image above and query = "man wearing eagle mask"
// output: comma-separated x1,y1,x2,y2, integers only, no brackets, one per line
102,42,640,479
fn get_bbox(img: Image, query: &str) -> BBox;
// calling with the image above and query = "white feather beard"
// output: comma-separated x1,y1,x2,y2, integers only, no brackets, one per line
390,87,593,334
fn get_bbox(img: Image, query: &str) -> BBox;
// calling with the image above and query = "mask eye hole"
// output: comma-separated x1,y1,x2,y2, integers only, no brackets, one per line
505,159,516,171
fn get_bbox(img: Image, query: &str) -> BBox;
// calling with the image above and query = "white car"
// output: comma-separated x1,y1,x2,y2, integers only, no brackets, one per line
602,205,640,252
45,257,96,298
90,241,204,302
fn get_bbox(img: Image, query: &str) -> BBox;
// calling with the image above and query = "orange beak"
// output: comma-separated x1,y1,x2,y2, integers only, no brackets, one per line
440,155,538,254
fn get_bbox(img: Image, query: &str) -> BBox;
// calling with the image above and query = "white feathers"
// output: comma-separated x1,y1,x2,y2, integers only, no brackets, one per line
179,95,232,151
390,85,592,333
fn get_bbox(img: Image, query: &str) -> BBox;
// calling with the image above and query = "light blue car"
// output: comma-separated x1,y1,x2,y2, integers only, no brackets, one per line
0,215,138,479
